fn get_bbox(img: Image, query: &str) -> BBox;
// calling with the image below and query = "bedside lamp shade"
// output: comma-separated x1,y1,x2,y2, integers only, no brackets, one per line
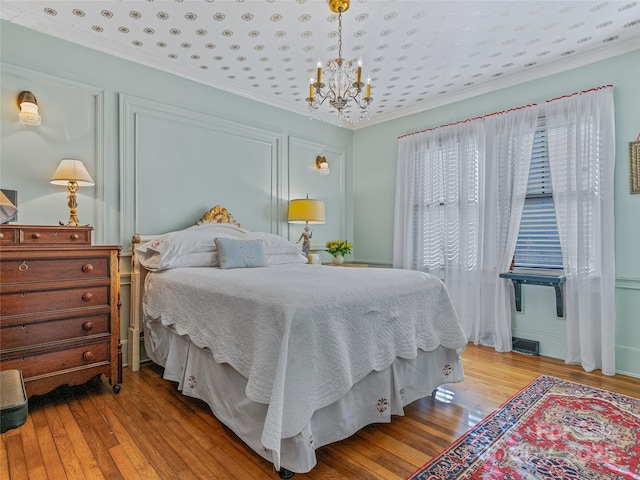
288,197,326,258
50,159,95,226
287,198,326,224
50,159,95,187
0,191,17,224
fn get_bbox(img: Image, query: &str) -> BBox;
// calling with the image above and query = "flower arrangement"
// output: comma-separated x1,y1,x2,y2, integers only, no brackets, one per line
325,239,353,257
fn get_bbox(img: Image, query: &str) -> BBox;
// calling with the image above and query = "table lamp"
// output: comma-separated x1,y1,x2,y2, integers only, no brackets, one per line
50,159,95,226
0,190,17,224
288,196,326,257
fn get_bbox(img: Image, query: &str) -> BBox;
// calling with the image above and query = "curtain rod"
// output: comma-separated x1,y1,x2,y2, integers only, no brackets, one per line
398,84,614,140
397,104,537,139
546,84,613,103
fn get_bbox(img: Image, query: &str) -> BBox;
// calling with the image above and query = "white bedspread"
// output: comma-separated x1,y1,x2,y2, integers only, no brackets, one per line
143,264,466,468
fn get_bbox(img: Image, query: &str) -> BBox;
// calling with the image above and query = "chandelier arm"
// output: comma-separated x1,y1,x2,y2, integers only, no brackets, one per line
326,84,340,102
354,100,372,110
313,86,333,103
313,94,331,107
343,88,363,101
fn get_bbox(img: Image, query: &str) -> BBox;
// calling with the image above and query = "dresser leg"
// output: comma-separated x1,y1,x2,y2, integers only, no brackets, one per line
117,343,123,384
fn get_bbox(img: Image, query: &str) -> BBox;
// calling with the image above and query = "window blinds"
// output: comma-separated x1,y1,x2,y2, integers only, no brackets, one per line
514,124,563,269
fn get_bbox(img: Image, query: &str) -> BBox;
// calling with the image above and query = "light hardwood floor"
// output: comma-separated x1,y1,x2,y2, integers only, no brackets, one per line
2,344,638,479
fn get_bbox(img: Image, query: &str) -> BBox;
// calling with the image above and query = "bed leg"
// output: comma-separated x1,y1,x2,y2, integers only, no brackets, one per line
278,468,294,479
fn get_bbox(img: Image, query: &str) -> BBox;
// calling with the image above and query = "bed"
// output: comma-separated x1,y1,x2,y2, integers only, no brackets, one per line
129,205,467,477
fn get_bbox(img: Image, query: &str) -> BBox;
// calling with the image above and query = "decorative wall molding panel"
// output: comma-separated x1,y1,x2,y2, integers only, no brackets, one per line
119,93,281,253
287,136,346,252
1,63,106,241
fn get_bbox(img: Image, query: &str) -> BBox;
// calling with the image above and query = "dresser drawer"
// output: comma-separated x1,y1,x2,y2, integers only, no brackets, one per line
1,256,110,284
15,226,91,245
0,228,19,244
1,286,111,317
1,341,110,379
1,313,110,351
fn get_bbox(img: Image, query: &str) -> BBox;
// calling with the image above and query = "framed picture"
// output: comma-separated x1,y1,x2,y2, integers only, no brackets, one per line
631,141,640,194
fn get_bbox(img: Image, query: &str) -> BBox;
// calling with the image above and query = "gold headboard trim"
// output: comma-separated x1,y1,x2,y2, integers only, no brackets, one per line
195,204,241,227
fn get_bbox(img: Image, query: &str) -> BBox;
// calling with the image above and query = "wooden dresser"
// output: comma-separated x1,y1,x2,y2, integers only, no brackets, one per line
0,225,122,397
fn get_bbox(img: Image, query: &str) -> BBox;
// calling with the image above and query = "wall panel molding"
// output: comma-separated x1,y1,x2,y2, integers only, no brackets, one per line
287,136,346,251
119,93,281,253
2,62,106,241
614,345,640,379
615,276,640,290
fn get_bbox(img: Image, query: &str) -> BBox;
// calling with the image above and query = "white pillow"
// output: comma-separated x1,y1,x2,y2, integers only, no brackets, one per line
241,232,303,254
135,223,246,271
267,252,308,265
135,226,307,270
137,251,219,271
241,232,307,264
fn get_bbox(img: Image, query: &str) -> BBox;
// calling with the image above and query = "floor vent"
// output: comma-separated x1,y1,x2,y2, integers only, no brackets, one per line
512,337,540,356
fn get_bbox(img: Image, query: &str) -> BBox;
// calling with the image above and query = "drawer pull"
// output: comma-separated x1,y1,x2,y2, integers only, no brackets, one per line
82,292,94,302
82,321,93,332
71,233,79,240
31,232,41,239
82,351,94,361
18,261,29,272
0,232,4,239
82,263,94,273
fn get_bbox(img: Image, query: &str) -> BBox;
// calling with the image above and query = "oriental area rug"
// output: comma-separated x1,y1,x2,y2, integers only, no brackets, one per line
408,375,640,480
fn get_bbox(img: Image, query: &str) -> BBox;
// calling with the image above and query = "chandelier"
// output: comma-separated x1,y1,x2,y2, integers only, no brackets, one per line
306,0,373,126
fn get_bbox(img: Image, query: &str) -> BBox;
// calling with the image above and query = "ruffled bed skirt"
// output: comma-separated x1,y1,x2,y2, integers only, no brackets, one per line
144,318,464,473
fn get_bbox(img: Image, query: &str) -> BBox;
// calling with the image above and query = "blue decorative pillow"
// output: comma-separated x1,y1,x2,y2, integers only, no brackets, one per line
214,238,268,269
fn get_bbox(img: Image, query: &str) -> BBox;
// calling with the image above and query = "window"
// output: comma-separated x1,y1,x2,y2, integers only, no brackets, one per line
419,136,480,271
514,120,563,269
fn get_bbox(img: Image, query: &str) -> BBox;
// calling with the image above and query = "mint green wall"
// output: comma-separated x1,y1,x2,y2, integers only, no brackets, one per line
0,22,353,241
353,49,640,377
1,21,353,365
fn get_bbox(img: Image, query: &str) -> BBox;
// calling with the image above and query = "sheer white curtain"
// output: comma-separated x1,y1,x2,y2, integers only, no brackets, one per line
394,107,537,348
546,87,616,375
482,107,538,350
393,120,485,340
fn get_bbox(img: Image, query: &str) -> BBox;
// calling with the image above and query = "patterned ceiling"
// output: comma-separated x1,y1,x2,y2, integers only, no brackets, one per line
2,1,639,129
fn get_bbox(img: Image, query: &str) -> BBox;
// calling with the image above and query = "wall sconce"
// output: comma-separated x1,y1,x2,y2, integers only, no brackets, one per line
17,91,41,126
50,159,95,226
316,156,330,175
